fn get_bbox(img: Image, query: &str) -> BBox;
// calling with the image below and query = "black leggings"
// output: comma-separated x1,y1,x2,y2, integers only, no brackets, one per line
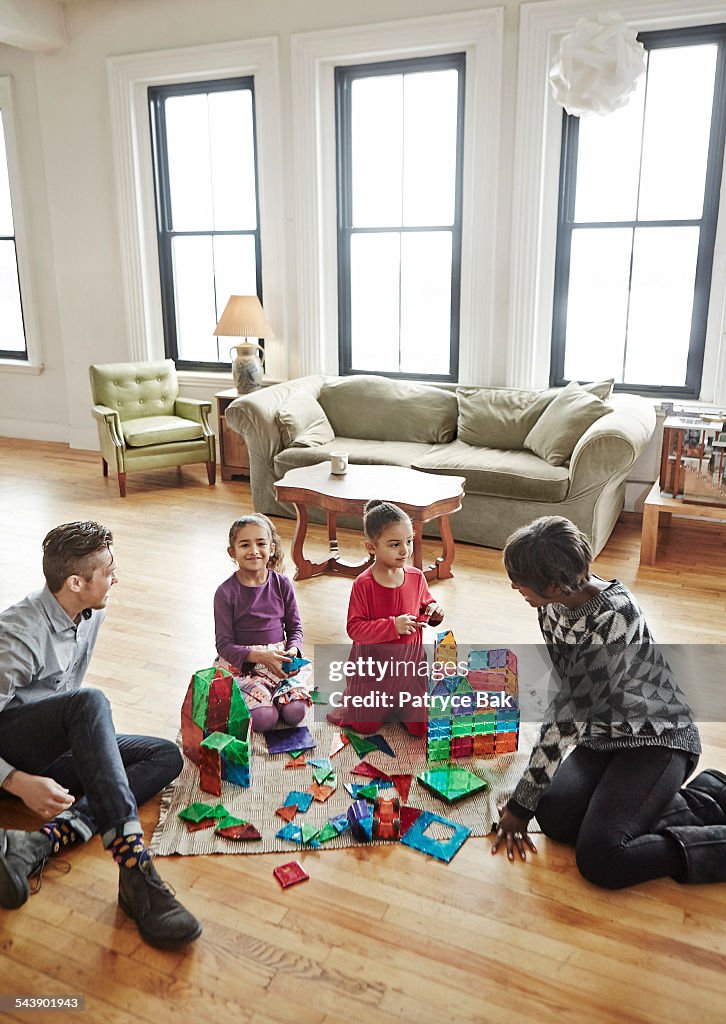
536,745,694,889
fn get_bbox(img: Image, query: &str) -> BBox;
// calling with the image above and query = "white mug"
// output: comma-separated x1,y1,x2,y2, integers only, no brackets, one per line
330,451,349,475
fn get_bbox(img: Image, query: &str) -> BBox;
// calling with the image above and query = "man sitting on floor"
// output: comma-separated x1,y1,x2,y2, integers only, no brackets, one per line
0,521,201,948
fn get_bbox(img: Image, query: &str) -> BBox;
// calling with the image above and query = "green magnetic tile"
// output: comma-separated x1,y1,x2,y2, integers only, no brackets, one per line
316,822,339,843
300,822,321,844
417,767,489,802
345,731,378,758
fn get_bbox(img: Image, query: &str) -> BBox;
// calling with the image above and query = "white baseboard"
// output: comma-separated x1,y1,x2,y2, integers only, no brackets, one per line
0,418,69,444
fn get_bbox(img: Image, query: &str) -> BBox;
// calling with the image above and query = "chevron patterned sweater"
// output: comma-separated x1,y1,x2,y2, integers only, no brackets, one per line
508,580,701,819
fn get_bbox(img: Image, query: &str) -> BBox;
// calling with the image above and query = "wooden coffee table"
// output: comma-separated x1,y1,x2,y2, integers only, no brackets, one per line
274,463,465,582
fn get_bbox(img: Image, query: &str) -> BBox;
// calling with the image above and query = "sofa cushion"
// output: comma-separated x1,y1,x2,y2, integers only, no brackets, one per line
318,376,457,444
582,378,615,400
121,415,204,448
274,437,435,476
456,388,557,450
412,440,570,502
523,381,611,467
276,393,335,448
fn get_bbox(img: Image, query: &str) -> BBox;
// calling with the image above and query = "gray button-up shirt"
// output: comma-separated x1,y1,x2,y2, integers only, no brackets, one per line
0,585,105,785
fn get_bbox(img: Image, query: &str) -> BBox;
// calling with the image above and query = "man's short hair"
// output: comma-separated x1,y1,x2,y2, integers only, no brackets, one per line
42,521,113,594
503,516,592,596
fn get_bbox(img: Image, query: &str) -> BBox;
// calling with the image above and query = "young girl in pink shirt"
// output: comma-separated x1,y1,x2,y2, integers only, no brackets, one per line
328,500,444,735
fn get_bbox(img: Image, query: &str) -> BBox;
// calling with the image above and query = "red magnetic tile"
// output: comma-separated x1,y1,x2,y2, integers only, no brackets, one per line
273,861,309,888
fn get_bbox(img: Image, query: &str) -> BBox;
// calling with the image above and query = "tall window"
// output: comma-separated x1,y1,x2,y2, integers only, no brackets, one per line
335,54,465,381
551,25,726,397
0,110,26,361
149,78,262,371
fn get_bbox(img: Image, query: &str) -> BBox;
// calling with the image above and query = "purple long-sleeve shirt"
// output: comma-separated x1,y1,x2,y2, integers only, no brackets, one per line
213,571,304,672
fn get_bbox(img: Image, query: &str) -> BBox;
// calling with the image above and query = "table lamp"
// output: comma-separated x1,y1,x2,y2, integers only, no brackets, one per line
214,295,275,394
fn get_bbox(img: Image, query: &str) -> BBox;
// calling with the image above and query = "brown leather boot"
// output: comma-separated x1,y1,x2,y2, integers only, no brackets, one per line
118,856,202,948
0,829,52,909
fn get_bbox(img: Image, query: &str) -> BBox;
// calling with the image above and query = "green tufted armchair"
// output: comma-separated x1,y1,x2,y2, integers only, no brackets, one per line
89,359,216,497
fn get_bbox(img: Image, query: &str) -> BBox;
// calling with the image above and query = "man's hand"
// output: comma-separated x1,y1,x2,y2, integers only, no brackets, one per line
3,771,74,818
394,614,418,636
490,805,537,862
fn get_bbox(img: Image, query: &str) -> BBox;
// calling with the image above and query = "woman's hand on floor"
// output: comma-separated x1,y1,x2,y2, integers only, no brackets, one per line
491,805,537,862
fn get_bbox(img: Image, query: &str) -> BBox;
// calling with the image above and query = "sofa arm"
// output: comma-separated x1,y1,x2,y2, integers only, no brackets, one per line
568,395,656,499
92,404,125,449
175,397,214,436
224,375,326,514
225,375,326,464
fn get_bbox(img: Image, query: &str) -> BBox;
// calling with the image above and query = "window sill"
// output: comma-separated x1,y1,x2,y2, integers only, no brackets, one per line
0,360,44,375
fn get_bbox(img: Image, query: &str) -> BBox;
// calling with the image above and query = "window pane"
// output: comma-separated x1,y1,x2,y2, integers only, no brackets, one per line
574,74,646,223
351,76,403,228
172,236,217,362
563,228,632,382
165,94,214,231
208,89,257,230
350,232,400,371
625,226,699,385
212,234,258,326
403,70,459,227
638,45,717,221
0,112,14,236
0,239,25,352
400,231,452,374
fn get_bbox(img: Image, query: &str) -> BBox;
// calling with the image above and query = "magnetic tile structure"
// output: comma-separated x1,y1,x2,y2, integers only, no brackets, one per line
181,666,252,791
427,639,520,762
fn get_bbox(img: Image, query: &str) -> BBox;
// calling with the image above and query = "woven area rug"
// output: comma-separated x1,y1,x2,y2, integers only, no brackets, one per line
150,713,541,856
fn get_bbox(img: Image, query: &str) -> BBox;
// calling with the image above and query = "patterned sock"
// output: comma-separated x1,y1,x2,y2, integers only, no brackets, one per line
40,819,79,856
109,833,151,869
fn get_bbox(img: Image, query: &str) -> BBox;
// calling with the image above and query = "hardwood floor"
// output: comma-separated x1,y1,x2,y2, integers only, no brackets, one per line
0,438,725,1024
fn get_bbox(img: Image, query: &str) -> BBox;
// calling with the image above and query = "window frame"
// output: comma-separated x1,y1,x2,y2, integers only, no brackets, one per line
550,23,726,399
148,76,263,373
334,52,466,382
0,76,41,373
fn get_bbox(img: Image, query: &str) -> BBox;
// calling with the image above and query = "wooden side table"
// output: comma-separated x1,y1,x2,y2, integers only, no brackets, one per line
640,480,726,564
216,388,250,481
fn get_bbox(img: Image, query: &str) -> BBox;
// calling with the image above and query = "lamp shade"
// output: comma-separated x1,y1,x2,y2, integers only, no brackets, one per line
214,295,275,339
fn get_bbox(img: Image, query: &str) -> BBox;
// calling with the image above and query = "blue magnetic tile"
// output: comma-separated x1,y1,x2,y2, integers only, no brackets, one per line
400,811,471,863
284,790,314,812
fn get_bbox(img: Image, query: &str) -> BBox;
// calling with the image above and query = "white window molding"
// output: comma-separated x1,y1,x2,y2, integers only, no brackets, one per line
510,0,726,403
107,38,287,380
0,76,43,373
291,8,503,383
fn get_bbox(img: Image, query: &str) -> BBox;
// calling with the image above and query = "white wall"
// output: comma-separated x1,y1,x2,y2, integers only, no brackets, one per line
0,0,724,455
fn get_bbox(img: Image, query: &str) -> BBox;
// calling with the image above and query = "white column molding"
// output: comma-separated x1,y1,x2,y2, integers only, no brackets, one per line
107,38,287,380
509,0,726,393
291,8,503,383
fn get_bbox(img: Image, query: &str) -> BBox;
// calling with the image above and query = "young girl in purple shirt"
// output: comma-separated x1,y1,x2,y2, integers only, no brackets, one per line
214,514,311,733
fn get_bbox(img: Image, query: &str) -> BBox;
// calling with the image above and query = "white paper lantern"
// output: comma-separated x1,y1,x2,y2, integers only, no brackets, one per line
549,11,646,117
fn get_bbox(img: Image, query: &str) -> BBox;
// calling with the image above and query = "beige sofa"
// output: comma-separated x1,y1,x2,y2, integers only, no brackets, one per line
225,374,655,555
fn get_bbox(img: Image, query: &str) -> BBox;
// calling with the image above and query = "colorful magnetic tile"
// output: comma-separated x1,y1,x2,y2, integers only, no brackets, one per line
276,804,298,822
400,811,471,863
223,763,251,787
417,767,489,802
316,822,339,843
300,822,321,844
185,818,215,833
265,726,316,756
310,687,328,705
330,732,349,758
285,755,307,769
281,656,311,674
216,822,261,841
344,783,379,801
284,790,314,813
276,823,303,842
312,765,335,785
368,735,396,758
328,813,349,834
273,861,309,888
178,801,225,823
308,757,332,770
351,761,391,781
390,774,413,802
399,805,424,837
345,731,379,758
309,783,335,802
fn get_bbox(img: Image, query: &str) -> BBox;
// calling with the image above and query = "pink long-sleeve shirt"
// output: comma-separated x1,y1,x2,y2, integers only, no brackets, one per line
346,566,435,643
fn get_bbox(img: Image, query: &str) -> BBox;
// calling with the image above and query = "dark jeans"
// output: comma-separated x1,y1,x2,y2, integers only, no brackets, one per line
535,745,696,889
0,689,182,847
